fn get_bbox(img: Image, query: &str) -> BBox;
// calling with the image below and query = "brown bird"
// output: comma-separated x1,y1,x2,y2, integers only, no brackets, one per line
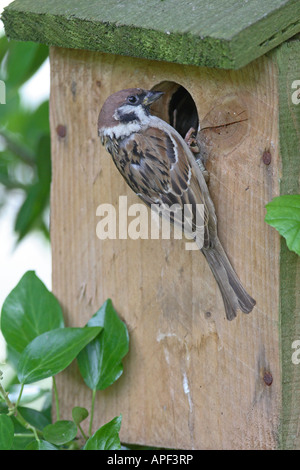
98,88,256,320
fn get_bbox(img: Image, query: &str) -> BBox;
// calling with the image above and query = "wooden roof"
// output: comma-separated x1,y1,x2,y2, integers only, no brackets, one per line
2,0,300,69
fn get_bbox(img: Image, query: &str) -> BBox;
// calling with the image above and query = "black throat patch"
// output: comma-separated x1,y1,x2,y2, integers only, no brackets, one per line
119,111,141,123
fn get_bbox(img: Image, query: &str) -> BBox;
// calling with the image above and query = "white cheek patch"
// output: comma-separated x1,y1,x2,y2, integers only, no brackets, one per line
99,122,142,139
132,105,151,124
117,104,151,125
100,104,151,139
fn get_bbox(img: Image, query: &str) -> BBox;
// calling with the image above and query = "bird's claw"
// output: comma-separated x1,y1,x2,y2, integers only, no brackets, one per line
185,127,210,183
184,127,200,154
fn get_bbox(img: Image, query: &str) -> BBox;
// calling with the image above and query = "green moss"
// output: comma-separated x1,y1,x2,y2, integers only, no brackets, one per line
2,0,300,69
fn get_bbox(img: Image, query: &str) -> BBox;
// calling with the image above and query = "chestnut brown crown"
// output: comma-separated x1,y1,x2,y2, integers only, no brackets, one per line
98,88,163,131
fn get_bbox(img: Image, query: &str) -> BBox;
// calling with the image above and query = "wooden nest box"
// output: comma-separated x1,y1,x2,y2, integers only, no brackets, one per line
3,0,300,450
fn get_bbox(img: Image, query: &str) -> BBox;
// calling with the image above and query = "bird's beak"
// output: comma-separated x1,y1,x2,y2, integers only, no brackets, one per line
143,90,164,106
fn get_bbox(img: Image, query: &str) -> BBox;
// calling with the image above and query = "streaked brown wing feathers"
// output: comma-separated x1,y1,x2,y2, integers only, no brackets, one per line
121,126,209,240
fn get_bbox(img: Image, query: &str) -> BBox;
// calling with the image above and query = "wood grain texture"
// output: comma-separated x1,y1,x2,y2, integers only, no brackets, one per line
49,47,284,449
276,39,300,450
3,0,300,69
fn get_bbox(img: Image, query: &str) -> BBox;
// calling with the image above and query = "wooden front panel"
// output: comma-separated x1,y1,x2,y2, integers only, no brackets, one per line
50,47,281,449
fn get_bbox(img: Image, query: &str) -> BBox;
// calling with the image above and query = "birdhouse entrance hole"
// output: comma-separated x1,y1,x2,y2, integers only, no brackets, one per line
150,82,199,139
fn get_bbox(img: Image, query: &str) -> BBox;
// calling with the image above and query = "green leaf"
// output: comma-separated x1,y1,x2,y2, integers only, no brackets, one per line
17,327,102,384
14,185,44,240
6,345,21,370
77,299,129,390
0,35,9,64
15,172,50,242
0,128,35,167
0,88,21,126
26,440,58,450
265,195,300,256
0,414,14,450
0,39,50,242
5,414,33,450
72,406,89,426
43,420,77,446
83,415,122,450
5,41,48,88
18,407,51,431
13,133,51,241
0,403,8,414
0,271,64,353
13,435,34,450
23,101,50,149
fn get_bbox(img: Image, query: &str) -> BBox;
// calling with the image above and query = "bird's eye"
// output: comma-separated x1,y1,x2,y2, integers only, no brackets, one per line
127,95,138,104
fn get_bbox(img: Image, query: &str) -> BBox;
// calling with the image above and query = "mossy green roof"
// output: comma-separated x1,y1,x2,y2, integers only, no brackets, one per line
2,0,300,69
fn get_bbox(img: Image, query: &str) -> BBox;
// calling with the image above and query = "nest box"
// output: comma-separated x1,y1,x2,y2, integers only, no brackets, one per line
3,0,300,450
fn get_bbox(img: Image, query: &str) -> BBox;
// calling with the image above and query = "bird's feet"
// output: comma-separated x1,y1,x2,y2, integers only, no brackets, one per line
184,127,200,153
184,127,210,184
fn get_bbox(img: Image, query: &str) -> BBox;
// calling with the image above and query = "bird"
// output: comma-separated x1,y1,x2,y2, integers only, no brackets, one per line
97,88,256,320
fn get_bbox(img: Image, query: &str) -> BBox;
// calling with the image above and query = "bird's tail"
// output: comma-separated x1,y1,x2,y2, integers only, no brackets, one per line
201,238,256,321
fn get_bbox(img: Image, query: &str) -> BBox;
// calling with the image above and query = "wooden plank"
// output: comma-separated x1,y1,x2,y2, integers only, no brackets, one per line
49,46,282,449
2,0,300,69
275,39,300,450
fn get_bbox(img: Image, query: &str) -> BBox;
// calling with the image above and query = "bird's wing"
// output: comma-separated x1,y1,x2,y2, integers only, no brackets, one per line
120,125,210,244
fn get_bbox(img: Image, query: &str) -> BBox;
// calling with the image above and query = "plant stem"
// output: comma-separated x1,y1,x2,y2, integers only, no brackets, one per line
32,426,40,442
0,376,17,414
14,433,36,438
78,423,88,442
0,373,41,440
52,376,60,421
15,383,24,409
89,389,96,437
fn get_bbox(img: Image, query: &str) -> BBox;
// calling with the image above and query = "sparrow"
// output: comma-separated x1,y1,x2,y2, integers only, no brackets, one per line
97,88,256,320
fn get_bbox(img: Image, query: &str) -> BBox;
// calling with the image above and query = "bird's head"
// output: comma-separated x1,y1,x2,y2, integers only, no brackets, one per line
98,88,163,139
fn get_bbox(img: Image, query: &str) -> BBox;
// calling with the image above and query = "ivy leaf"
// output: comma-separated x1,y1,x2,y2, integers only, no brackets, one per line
17,327,102,384
0,415,14,450
265,195,300,256
43,420,78,446
23,100,50,149
3,412,32,450
77,300,129,390
83,415,122,450
14,134,51,242
5,41,48,89
18,407,51,431
72,407,89,426
26,440,58,450
0,271,64,354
